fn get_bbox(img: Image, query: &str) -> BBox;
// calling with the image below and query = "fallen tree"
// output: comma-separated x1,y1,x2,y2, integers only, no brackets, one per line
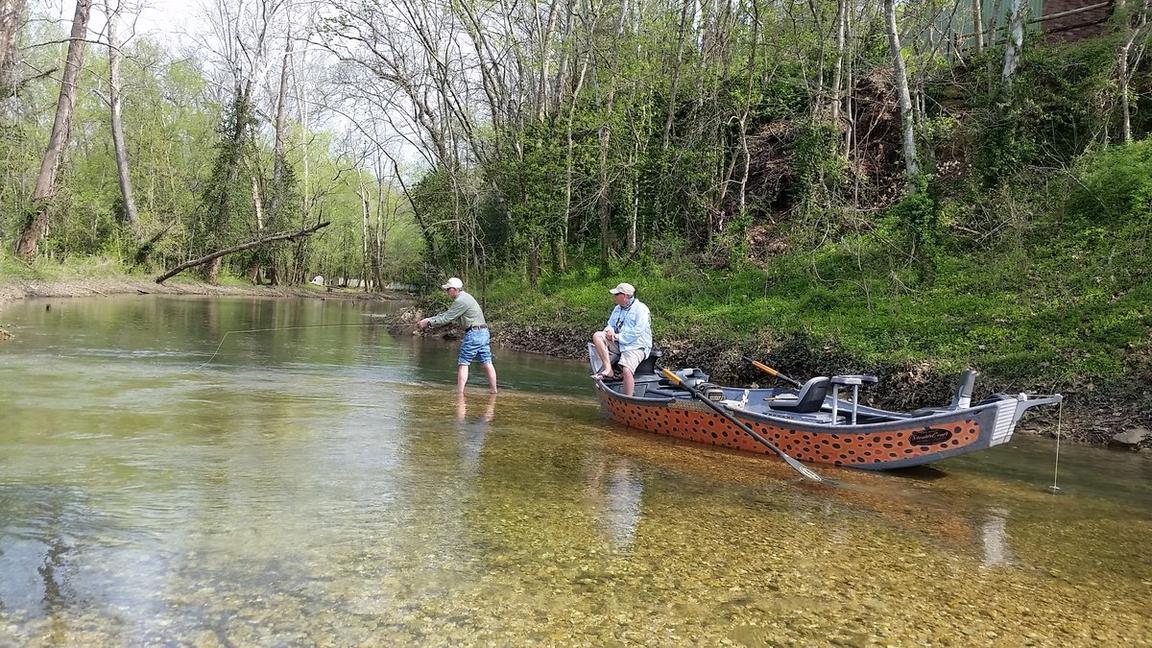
155,221,331,284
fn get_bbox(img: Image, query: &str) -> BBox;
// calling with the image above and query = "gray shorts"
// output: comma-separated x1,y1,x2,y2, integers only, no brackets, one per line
607,339,647,374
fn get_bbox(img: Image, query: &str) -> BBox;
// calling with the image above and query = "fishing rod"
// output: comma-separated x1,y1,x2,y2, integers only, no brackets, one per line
195,322,385,370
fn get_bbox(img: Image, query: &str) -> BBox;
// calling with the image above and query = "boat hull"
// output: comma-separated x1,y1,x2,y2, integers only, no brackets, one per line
596,383,1017,470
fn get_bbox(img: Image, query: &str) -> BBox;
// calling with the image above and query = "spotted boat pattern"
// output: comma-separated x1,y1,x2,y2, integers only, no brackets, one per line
597,389,988,469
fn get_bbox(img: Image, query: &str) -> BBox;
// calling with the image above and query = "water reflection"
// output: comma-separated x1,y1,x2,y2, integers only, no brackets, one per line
980,507,1013,567
455,394,497,478
582,458,645,551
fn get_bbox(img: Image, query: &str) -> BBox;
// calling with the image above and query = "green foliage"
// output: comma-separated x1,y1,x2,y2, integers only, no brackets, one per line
793,122,848,196
970,35,1121,184
480,141,1152,385
0,249,130,280
1065,139,1152,226
193,92,260,259
0,22,421,285
410,166,475,272
881,175,940,281
480,186,1149,385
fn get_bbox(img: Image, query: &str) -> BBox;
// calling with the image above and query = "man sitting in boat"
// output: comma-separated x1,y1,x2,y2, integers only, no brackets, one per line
591,282,652,397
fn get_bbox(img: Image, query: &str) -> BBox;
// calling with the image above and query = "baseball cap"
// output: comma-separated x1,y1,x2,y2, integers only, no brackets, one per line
608,282,635,296
441,277,464,290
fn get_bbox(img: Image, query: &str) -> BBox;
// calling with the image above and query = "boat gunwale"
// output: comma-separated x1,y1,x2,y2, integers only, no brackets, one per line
595,379,1006,434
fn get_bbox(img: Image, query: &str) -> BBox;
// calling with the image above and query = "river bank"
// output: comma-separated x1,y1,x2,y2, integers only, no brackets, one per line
2,279,1147,451
392,305,1151,451
0,277,404,309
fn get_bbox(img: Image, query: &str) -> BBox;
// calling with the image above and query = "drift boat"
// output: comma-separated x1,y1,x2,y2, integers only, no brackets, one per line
589,347,1061,470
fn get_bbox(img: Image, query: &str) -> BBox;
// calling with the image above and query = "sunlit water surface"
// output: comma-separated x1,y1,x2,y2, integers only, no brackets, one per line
0,296,1149,646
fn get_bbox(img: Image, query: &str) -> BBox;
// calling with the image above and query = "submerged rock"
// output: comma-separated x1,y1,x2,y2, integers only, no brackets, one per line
1110,427,1152,446
0,327,11,341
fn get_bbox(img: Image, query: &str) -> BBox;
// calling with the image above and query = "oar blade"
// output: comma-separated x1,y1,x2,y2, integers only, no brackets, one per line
781,454,825,482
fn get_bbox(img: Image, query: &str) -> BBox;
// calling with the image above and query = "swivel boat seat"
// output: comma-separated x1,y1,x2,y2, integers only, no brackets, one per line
764,376,831,414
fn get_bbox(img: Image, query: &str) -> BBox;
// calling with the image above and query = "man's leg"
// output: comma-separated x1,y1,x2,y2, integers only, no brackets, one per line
622,367,635,397
457,364,470,394
591,331,615,378
483,362,498,394
457,333,480,394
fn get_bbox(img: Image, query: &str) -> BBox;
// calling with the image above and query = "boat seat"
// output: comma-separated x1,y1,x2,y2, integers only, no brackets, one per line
829,374,878,425
633,349,662,376
630,349,665,384
764,376,830,413
949,369,977,408
902,369,980,417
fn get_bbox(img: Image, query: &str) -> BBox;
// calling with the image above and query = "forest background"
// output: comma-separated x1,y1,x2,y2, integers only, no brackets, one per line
1,0,1149,438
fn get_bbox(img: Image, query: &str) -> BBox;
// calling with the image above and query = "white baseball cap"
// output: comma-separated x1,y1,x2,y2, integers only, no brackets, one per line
608,282,635,296
441,277,463,290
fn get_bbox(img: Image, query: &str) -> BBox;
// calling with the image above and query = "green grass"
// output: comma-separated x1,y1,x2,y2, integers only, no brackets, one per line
0,251,132,281
479,148,1152,387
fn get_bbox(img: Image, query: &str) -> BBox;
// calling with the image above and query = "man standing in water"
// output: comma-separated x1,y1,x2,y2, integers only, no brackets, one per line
591,282,652,397
418,277,498,394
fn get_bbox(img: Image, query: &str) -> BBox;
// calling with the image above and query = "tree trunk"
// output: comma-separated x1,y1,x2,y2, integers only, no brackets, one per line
269,33,292,225
1002,0,1024,83
157,221,331,284
106,2,139,234
561,51,588,274
15,0,91,258
972,0,984,53
597,122,612,268
831,0,846,128
663,0,693,150
0,0,26,93
250,175,266,283
845,2,857,170
528,243,539,287
596,6,627,268
359,175,370,291
884,0,919,184
1119,1,1150,144
371,177,386,291
204,256,223,285
1121,37,1133,144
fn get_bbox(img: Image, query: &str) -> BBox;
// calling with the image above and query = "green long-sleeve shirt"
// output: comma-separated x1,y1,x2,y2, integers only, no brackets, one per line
428,290,487,329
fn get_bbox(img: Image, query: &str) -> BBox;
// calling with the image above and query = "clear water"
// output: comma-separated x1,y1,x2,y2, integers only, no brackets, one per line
0,296,1149,646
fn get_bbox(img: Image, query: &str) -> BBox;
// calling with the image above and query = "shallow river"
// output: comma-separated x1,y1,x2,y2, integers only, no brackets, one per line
0,296,1149,646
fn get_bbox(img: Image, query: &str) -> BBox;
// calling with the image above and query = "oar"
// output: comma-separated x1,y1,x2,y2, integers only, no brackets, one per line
742,356,804,388
660,368,825,483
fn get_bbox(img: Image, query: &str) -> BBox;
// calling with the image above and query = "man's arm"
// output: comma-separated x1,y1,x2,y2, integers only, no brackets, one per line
419,298,467,329
603,307,618,340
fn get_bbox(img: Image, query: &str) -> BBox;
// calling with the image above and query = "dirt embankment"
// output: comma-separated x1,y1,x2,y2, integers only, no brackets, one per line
391,306,1151,451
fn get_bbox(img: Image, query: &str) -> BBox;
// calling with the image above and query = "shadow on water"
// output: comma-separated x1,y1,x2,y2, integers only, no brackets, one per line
876,464,951,482
0,295,1149,645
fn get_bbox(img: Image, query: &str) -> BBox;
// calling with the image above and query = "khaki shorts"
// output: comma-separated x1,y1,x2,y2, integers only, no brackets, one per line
607,339,647,374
